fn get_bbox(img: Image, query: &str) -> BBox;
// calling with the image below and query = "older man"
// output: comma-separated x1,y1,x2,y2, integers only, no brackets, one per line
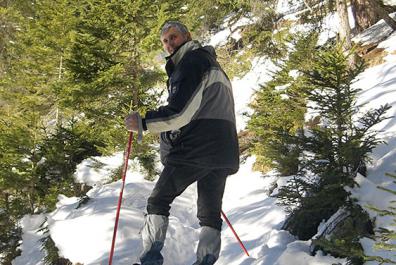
125,21,239,265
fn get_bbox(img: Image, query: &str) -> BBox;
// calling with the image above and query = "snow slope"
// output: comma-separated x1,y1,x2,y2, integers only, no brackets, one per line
12,13,396,265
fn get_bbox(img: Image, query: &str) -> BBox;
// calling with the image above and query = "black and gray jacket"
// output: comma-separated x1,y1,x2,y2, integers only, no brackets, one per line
142,40,239,174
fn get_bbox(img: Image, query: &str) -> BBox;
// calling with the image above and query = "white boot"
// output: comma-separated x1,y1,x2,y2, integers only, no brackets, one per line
140,214,168,265
193,226,221,265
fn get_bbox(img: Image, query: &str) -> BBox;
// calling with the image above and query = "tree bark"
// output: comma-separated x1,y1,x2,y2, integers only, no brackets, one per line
369,0,396,30
351,0,381,32
336,0,357,66
336,0,353,49
4,192,10,213
127,41,140,109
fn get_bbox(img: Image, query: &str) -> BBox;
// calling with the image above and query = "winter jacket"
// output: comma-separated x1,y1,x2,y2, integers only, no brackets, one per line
142,40,239,174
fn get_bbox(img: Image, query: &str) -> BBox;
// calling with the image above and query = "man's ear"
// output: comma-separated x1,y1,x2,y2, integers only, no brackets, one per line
186,32,192,41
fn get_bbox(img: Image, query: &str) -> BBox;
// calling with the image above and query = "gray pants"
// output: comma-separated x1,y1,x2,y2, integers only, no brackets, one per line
140,165,228,265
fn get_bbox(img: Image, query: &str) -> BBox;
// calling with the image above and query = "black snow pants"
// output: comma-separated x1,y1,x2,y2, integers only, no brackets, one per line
147,165,228,231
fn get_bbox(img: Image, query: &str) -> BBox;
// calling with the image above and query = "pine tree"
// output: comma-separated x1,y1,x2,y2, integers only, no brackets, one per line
61,0,170,179
0,0,81,213
0,112,38,264
1,0,255,262
0,209,21,265
34,120,102,209
248,32,317,175
277,43,391,263
239,0,290,60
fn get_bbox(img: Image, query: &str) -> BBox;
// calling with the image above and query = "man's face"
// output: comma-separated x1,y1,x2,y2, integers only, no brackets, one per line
160,26,191,55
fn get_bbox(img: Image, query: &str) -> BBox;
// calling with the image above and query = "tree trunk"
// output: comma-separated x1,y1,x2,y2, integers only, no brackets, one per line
4,192,10,213
336,0,352,50
351,0,381,32
56,55,63,125
127,43,140,109
131,63,139,109
369,0,396,30
336,0,356,66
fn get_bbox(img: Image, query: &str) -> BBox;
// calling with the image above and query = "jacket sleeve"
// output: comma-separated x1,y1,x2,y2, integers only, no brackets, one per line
143,53,208,133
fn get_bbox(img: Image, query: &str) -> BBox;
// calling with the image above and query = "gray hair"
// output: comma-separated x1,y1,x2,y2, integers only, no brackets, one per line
160,21,189,36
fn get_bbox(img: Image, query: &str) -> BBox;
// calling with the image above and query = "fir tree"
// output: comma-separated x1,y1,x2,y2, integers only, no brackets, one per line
35,120,102,209
0,112,38,264
0,1,255,262
239,0,290,60
0,209,21,265
277,43,391,263
248,32,317,174
63,0,165,156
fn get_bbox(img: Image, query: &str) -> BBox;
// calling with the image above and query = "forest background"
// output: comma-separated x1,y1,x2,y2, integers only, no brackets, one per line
1,0,396,264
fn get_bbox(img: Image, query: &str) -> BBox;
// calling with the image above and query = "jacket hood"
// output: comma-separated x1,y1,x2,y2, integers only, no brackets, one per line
165,41,217,77
200,45,217,58
167,40,202,66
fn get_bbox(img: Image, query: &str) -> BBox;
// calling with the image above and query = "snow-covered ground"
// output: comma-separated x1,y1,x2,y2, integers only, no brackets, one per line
12,155,348,265
12,13,396,265
349,23,396,264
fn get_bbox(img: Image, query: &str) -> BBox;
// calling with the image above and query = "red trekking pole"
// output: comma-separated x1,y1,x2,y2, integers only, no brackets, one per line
108,131,134,265
221,210,250,257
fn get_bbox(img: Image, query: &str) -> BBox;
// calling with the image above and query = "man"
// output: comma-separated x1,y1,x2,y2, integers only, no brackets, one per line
125,21,239,265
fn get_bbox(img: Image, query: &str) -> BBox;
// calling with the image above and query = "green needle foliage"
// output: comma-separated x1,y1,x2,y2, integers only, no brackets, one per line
1,0,394,263
248,32,318,174
0,1,248,261
276,43,390,264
